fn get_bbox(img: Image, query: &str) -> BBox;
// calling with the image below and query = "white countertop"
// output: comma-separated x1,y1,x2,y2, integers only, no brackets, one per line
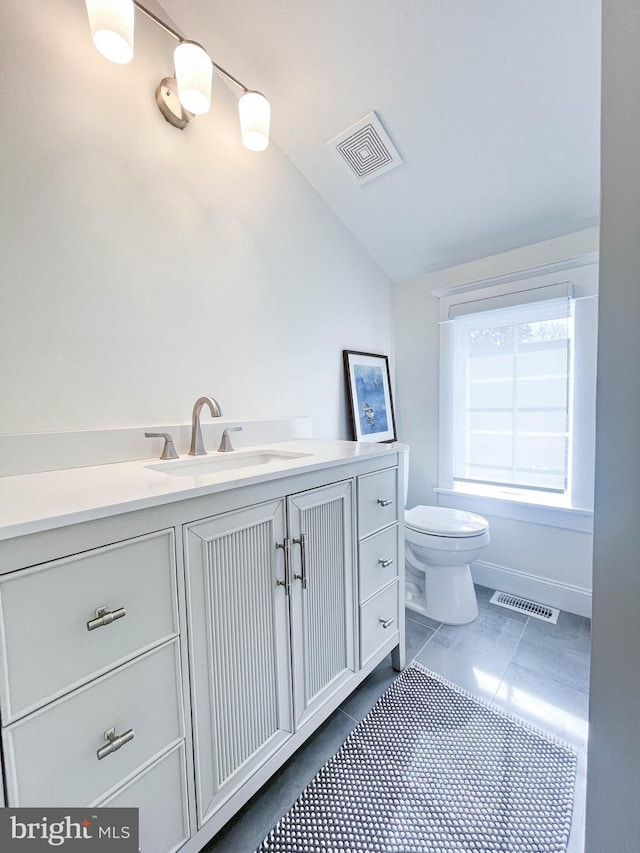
0,440,406,541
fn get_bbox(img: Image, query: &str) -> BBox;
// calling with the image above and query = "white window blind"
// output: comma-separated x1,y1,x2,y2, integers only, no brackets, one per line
451,295,573,494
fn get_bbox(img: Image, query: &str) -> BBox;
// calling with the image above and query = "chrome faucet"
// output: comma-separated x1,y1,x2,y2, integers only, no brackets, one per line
189,396,223,456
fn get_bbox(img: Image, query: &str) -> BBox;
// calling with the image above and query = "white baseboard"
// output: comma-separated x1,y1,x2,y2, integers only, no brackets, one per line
471,559,592,619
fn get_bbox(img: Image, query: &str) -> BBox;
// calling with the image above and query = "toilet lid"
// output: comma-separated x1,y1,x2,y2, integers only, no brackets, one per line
405,505,489,537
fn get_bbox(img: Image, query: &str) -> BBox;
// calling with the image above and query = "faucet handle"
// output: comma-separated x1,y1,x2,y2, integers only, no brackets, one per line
145,432,179,460
217,426,243,453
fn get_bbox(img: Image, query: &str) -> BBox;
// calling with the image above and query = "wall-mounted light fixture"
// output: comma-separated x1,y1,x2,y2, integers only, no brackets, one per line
85,0,271,151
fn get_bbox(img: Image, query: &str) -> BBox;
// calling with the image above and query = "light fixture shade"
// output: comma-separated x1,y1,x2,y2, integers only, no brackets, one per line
174,41,212,115
85,0,134,64
239,91,271,151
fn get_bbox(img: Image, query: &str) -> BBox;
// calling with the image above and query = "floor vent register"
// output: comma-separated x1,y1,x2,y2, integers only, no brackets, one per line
489,591,560,623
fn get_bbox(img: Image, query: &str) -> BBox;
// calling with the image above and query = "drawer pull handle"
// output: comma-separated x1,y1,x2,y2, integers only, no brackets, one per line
377,498,393,507
379,617,395,629
87,606,126,631
378,558,394,569
276,538,291,596
97,726,135,760
293,532,308,589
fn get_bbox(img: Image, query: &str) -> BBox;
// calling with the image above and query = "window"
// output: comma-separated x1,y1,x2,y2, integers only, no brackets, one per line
452,298,573,495
437,272,598,528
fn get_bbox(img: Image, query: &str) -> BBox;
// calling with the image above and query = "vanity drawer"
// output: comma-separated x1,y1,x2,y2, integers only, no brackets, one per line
0,529,178,722
98,742,190,853
357,468,398,539
359,524,399,603
360,580,399,667
3,639,184,807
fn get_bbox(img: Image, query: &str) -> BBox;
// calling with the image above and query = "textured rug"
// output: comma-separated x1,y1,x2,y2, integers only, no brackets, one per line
257,663,577,853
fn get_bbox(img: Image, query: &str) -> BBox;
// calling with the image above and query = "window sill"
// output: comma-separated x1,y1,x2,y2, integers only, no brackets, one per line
434,487,593,533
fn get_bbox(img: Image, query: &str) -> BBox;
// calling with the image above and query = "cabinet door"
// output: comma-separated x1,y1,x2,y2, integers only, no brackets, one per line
288,481,356,728
185,500,293,829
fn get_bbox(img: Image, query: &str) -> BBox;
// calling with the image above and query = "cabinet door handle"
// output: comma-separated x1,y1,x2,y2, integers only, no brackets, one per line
293,533,308,589
96,726,135,760
378,558,394,569
377,498,393,507
379,617,395,629
276,538,291,596
87,606,126,631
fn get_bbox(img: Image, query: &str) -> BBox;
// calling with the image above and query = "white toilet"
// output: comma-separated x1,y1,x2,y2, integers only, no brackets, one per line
402,450,490,625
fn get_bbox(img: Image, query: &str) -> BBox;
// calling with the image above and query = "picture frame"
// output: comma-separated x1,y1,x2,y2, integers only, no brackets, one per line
343,350,397,443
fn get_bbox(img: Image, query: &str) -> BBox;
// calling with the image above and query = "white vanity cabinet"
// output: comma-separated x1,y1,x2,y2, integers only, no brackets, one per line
184,479,355,829
357,467,403,668
0,442,405,853
0,529,191,853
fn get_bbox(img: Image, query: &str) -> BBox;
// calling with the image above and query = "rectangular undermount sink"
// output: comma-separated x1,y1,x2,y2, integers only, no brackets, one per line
146,449,314,477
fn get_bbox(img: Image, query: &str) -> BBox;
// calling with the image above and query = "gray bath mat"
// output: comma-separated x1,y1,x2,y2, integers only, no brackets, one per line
257,663,577,852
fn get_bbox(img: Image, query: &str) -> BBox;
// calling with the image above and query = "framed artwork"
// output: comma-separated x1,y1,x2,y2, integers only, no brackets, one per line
343,350,397,443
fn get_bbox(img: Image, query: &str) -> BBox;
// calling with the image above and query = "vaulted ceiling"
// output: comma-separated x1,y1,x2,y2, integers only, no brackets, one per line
161,0,601,281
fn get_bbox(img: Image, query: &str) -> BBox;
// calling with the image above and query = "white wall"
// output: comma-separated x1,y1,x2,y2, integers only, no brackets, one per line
586,1,640,849
394,229,599,615
0,0,391,440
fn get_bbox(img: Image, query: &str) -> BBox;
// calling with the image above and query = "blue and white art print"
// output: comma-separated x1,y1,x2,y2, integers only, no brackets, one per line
344,351,397,443
354,364,388,435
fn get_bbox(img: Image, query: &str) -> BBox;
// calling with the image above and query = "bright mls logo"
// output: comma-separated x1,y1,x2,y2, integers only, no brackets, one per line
0,808,138,850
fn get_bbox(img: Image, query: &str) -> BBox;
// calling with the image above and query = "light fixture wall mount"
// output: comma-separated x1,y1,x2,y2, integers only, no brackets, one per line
155,76,194,130
85,0,271,150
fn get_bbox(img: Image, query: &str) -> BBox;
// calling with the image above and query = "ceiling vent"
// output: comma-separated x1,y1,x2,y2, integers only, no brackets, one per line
328,111,403,185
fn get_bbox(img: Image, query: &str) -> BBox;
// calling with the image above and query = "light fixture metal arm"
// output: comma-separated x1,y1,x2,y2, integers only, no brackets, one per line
210,62,249,94
133,1,185,41
133,1,249,92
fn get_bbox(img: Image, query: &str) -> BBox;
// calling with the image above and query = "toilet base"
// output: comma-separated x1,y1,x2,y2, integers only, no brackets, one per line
411,561,479,626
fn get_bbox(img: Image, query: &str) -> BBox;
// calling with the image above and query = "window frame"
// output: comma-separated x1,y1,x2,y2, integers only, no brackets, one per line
435,256,598,532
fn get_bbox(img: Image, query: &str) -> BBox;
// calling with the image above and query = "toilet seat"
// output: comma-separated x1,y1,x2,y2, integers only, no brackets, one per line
405,505,489,538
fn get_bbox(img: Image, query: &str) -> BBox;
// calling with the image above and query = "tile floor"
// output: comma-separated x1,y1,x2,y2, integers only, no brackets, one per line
204,584,590,853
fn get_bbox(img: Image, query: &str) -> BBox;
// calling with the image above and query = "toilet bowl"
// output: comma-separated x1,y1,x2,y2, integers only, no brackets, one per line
402,449,490,625
405,506,490,624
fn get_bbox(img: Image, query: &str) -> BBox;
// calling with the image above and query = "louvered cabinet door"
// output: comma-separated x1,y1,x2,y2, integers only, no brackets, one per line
185,499,293,829
288,481,356,729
